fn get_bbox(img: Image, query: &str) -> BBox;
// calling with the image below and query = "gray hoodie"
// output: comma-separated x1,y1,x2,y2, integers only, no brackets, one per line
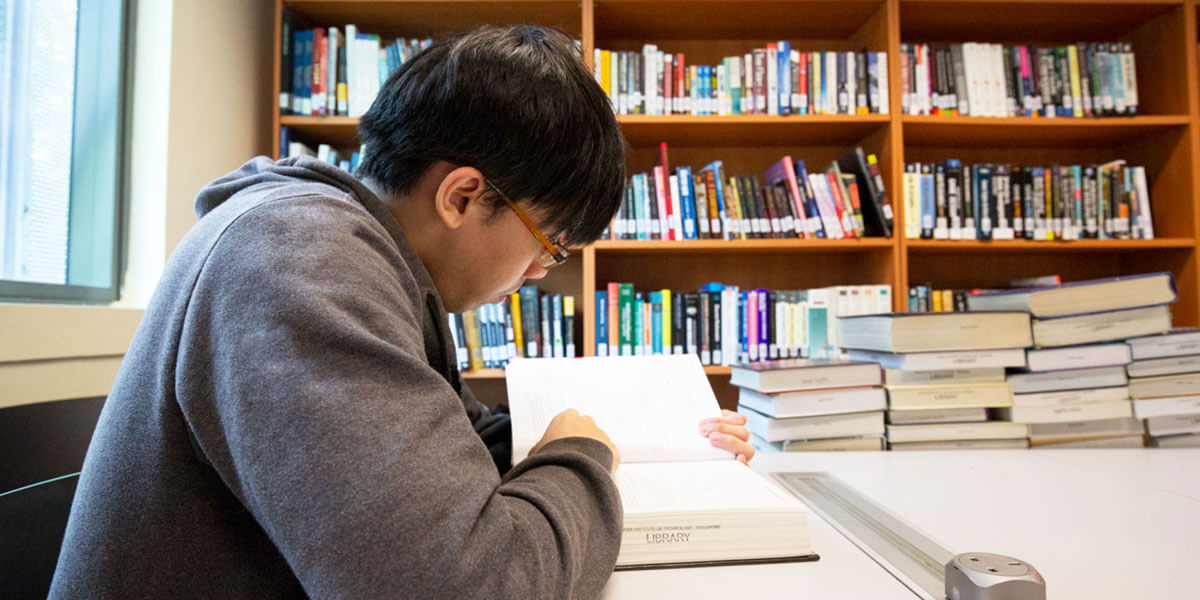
49,156,621,599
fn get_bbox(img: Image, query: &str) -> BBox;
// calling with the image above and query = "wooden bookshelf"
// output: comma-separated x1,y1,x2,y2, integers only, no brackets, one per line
273,0,1200,408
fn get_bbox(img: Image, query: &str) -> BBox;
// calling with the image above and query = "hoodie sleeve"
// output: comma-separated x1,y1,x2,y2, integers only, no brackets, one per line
461,382,514,475
174,195,622,599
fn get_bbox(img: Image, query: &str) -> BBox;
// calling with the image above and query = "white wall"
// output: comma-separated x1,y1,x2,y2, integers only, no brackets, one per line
0,0,275,408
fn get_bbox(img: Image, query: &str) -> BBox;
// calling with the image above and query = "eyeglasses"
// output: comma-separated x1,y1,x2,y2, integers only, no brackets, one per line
482,177,570,269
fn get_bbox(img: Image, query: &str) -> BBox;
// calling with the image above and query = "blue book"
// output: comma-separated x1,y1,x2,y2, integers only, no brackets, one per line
756,289,770,361
279,127,290,159
300,29,314,115
678,167,697,239
777,41,791,114
974,164,994,240
552,294,564,358
649,291,664,355
595,290,608,356
739,291,750,363
919,164,935,238
633,293,645,356
633,173,647,240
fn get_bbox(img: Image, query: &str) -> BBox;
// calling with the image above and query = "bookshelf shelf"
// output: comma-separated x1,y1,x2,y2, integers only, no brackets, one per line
594,0,885,41
280,116,360,148
901,116,1191,148
462,368,507,380
898,0,1180,44
618,114,890,146
283,0,582,38
593,238,894,253
905,238,1196,252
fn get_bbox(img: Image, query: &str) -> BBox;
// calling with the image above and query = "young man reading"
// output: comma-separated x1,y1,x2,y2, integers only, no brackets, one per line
51,25,752,599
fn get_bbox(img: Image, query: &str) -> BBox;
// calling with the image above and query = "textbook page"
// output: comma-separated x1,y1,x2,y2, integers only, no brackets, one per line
506,355,728,464
615,460,799,514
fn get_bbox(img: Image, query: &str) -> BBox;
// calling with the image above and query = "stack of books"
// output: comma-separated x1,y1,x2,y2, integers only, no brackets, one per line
839,312,1032,450
968,272,1178,448
734,359,887,452
1126,328,1200,448
1002,344,1140,448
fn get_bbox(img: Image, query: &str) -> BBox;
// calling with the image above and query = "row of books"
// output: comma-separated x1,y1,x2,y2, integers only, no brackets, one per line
448,287,575,371
607,145,893,241
900,42,1139,118
906,285,970,313
279,16,436,117
279,131,363,173
594,45,890,116
595,283,892,365
902,160,1154,241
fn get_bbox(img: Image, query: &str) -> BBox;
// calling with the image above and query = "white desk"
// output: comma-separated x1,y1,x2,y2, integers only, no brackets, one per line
602,449,1200,599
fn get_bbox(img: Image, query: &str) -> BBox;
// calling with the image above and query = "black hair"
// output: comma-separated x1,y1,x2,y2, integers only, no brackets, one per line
357,25,626,246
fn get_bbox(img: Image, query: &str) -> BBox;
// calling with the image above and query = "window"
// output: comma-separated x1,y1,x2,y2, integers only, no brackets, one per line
0,0,128,303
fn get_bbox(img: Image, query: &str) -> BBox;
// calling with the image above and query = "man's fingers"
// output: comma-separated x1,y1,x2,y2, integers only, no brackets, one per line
719,409,747,425
699,422,750,441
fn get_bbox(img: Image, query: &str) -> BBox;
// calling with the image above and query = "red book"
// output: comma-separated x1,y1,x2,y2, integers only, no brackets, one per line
675,53,685,114
658,143,675,240
653,165,673,240
607,282,620,356
311,28,326,116
825,172,856,238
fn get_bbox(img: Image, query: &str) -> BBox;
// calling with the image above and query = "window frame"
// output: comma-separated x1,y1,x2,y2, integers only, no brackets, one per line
0,0,131,304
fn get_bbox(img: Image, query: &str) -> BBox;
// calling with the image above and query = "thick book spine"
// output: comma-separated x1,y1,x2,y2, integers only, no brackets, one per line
671,290,685,355
595,290,608,356
633,293,645,356
711,289,724,365
519,285,540,358
463,310,483,371
540,294,553,359
552,294,565,358
619,283,634,356
684,293,699,357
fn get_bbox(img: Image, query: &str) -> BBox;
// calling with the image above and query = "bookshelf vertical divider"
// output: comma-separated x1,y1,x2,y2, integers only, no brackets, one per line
273,0,1200,407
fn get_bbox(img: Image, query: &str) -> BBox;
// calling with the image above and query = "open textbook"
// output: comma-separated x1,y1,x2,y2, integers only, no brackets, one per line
506,355,817,569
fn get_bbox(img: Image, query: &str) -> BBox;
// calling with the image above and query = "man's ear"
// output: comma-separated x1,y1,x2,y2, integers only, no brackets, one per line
433,166,487,230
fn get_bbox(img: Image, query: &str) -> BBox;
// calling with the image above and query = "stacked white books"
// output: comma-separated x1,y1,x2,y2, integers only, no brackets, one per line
732,359,887,452
1126,328,1200,447
966,272,1176,350
1003,343,1141,448
839,312,1032,450
969,272,1178,448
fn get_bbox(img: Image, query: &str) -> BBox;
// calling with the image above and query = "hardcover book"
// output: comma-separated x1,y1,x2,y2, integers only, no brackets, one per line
507,355,817,569
965,271,1176,317
838,312,1032,353
729,358,881,393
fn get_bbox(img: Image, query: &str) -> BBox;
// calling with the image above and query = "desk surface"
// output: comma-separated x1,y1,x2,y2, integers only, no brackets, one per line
602,449,1200,599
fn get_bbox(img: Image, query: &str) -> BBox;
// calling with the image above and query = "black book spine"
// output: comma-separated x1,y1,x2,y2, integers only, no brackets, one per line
672,291,685,355
710,290,723,365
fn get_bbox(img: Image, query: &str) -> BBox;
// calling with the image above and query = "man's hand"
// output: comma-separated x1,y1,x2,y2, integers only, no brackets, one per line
530,409,621,474
700,409,754,465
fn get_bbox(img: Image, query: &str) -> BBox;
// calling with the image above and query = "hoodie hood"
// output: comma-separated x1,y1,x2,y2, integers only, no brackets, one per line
194,155,378,219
